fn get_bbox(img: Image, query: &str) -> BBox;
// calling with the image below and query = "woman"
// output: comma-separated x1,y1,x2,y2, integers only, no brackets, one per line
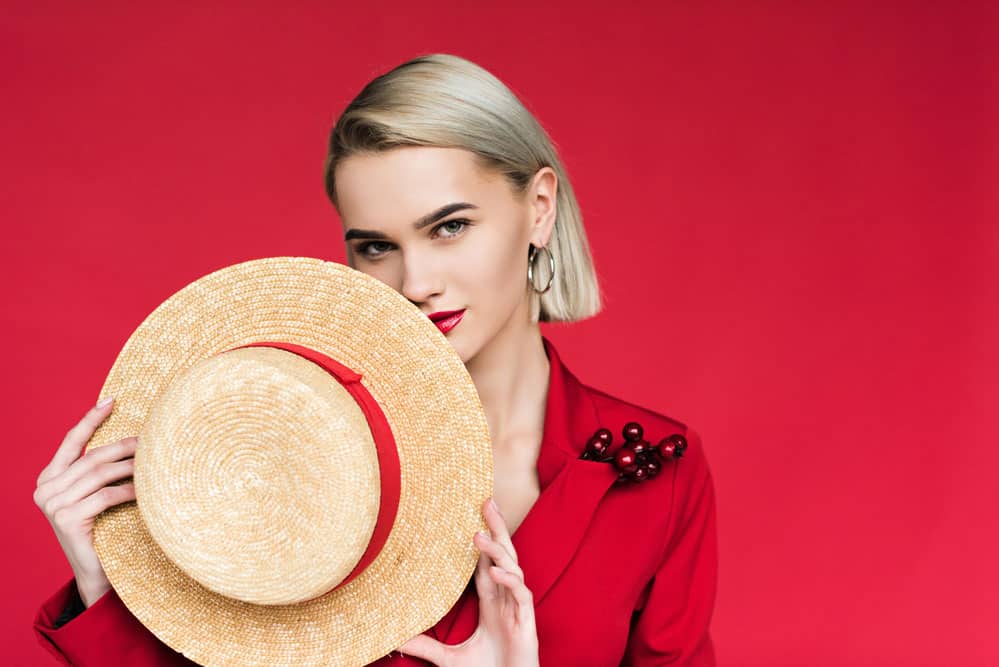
33,53,718,666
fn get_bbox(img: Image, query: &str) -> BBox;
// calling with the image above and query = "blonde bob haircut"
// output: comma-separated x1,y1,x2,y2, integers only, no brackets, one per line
323,53,602,324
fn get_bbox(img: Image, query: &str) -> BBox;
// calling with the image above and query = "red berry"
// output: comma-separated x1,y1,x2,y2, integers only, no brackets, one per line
631,439,650,455
594,428,613,445
586,435,608,456
622,422,643,442
614,446,638,473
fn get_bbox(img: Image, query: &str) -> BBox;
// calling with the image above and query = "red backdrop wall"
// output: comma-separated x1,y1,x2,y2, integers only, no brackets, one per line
3,3,995,665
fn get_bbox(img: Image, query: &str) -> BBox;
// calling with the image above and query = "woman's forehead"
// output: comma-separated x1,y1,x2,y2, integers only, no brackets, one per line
336,147,508,230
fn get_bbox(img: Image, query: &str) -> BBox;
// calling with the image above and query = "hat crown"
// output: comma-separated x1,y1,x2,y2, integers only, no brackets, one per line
135,346,381,605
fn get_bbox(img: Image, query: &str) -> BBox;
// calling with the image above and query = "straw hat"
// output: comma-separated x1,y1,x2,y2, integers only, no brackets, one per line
85,257,493,666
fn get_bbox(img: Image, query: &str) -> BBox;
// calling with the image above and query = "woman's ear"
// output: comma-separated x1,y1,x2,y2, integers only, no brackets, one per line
527,166,558,247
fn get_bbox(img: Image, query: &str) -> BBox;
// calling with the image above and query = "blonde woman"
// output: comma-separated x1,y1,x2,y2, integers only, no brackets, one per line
34,54,718,666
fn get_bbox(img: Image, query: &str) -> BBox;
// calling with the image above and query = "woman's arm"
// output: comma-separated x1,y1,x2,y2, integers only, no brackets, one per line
621,426,719,666
33,576,200,666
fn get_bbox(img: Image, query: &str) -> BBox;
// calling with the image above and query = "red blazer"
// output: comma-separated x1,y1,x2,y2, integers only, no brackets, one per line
34,336,719,666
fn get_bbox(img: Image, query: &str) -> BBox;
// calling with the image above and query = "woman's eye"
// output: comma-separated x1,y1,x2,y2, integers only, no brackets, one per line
435,219,469,238
356,241,393,258
354,220,468,259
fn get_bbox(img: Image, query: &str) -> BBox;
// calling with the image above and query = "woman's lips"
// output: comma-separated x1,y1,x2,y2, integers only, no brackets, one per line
428,309,465,335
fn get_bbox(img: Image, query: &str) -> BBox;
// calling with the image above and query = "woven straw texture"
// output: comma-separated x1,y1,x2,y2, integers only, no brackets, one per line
86,257,493,667
137,346,382,606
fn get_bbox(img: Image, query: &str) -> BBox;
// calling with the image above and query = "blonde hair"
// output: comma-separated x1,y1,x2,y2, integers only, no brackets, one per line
323,53,602,323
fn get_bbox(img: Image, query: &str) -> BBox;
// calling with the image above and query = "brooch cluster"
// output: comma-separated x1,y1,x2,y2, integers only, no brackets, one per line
580,421,687,484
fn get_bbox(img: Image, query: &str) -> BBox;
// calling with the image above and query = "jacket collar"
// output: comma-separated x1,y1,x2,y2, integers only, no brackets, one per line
534,335,601,487
430,335,621,643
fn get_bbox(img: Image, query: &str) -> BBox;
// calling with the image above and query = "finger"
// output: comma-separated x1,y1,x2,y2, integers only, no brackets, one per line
44,458,136,517
41,438,138,500
489,566,536,621
473,545,500,603
397,633,454,667
55,482,136,530
483,497,518,565
40,398,116,484
474,530,523,579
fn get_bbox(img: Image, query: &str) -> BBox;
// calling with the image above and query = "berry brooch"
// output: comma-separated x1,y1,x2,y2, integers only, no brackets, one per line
579,421,687,484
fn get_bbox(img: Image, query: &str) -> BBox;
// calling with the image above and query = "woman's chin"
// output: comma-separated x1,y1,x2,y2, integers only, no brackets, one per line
451,340,472,366
447,334,478,368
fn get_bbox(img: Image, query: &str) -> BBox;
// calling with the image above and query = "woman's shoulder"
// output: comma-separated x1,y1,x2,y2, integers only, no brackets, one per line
577,380,713,481
545,335,711,473
580,381,696,441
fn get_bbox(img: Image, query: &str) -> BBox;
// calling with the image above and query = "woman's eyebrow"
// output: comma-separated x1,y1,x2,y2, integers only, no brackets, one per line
344,202,479,241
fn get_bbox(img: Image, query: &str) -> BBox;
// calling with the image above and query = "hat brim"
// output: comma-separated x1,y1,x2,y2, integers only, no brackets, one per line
88,257,493,666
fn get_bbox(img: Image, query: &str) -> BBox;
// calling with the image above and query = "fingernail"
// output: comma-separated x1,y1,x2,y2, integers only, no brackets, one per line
96,396,114,409
490,497,500,513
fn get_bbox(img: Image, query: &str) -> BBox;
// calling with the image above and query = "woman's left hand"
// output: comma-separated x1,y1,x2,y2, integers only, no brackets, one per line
396,497,540,667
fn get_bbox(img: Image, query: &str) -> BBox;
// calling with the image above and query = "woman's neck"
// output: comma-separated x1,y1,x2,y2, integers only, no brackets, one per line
464,322,550,452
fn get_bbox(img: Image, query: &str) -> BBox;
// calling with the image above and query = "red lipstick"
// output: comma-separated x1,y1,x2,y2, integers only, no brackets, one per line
428,309,465,335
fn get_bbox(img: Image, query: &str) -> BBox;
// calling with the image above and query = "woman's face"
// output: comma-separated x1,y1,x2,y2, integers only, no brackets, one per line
333,146,556,365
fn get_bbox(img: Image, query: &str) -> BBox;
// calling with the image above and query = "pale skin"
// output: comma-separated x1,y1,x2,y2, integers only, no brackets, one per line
34,145,557,666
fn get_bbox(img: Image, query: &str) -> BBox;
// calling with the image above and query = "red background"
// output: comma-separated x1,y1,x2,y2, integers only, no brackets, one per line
3,3,995,665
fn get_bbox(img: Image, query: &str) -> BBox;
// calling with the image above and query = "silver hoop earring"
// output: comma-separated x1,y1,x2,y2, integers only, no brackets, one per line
528,245,556,294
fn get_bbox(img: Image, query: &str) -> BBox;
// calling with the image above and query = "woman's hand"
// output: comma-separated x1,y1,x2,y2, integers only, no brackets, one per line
396,497,539,667
33,397,139,607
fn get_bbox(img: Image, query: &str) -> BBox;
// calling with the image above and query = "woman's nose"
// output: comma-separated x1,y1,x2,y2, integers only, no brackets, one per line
399,253,443,306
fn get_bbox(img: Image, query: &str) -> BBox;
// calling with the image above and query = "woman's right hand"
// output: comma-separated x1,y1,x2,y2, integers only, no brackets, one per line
33,397,139,607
